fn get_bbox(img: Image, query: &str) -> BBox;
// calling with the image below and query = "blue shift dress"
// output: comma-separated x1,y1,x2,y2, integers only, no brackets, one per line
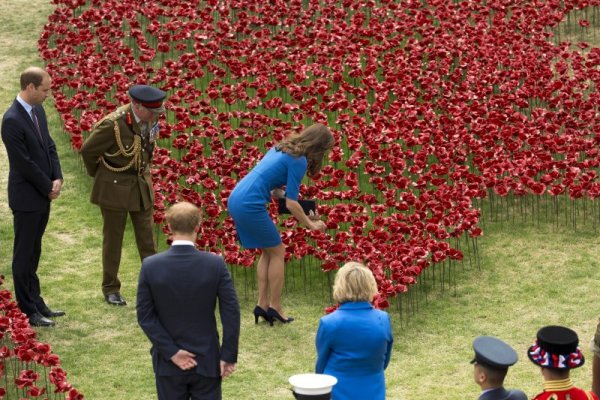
227,148,307,249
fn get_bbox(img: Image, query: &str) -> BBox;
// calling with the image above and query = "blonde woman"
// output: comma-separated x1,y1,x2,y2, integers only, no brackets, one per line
227,123,333,325
315,262,393,400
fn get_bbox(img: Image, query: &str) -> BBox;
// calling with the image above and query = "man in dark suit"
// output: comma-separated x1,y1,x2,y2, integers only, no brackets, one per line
137,201,240,400
1,67,65,327
81,85,165,306
471,336,527,400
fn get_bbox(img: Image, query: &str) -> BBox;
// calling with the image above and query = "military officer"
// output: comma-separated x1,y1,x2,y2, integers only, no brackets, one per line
81,85,166,306
528,325,598,400
471,336,527,400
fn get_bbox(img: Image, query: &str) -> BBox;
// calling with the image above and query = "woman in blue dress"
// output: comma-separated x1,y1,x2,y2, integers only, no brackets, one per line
227,123,333,324
315,262,393,400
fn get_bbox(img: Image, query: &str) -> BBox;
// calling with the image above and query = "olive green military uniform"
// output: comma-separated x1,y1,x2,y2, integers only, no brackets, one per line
80,104,156,296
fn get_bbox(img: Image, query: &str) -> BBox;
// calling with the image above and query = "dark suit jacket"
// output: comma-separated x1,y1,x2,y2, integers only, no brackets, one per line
137,245,240,378
1,99,62,211
480,387,528,400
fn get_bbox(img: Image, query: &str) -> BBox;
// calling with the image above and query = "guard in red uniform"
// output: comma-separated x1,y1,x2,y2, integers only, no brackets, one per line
528,325,598,400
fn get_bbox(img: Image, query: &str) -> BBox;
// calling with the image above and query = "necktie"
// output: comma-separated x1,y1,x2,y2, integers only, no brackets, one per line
31,109,43,141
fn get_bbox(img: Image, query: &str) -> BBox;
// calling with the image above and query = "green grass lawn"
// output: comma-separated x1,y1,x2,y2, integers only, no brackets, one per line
0,1,599,399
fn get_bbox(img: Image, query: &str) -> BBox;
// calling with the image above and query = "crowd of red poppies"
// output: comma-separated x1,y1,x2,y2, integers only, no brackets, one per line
39,0,600,309
0,277,82,399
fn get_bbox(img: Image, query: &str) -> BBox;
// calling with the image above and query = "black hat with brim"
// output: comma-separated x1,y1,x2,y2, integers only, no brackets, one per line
527,325,585,370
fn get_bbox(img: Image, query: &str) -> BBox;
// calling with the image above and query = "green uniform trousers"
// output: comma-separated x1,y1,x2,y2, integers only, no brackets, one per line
101,207,156,295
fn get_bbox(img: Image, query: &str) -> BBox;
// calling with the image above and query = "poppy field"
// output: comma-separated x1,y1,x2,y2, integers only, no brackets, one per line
39,0,600,311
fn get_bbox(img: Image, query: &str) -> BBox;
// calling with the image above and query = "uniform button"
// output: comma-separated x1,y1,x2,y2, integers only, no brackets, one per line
114,180,117,183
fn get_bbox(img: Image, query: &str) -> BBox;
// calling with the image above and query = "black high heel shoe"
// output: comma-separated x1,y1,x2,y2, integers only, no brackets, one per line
253,305,270,324
267,307,294,326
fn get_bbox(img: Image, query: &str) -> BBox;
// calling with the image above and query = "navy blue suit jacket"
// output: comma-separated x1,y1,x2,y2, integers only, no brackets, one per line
1,99,62,211
479,387,528,400
136,245,240,378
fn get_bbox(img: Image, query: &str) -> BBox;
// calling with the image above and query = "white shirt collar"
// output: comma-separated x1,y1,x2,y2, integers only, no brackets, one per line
171,240,195,246
16,94,33,115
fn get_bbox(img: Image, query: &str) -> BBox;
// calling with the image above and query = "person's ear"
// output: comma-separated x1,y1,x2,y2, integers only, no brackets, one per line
474,365,486,384
477,370,487,384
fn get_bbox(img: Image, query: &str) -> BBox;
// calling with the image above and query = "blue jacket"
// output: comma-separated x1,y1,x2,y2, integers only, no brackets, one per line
315,302,393,400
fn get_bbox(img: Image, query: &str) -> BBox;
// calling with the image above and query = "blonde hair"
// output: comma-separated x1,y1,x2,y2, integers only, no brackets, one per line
166,202,201,234
275,123,334,177
332,262,378,304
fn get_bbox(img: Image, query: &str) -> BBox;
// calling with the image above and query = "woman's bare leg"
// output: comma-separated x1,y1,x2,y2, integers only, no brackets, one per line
263,244,287,316
256,250,271,311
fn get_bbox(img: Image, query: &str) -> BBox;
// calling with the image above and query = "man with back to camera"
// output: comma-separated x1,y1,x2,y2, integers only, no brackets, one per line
528,325,598,400
471,336,527,400
137,201,240,399
1,66,65,327
81,84,165,306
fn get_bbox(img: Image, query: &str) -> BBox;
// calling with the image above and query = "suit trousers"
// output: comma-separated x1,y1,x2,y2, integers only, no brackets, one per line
100,207,156,295
12,207,50,316
156,374,221,400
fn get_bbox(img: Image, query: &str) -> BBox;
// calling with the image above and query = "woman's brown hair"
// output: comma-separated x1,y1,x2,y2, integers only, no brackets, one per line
275,123,334,177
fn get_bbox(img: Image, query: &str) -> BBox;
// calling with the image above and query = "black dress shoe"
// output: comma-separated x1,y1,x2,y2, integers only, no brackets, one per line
39,307,66,318
29,312,55,327
105,293,127,306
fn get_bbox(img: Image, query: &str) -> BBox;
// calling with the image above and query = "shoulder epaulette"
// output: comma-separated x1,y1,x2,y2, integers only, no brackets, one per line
93,105,129,129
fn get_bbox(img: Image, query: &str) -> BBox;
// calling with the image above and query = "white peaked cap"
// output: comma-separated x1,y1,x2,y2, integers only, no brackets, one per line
289,374,337,395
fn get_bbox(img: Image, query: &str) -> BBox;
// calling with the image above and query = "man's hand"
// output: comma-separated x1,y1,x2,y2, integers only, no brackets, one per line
52,179,63,193
170,350,197,371
48,179,63,200
220,361,236,378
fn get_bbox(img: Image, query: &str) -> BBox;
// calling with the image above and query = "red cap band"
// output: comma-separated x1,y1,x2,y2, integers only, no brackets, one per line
139,100,163,109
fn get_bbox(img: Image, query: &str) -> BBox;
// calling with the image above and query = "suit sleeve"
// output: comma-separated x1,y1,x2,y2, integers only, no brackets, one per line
80,119,113,177
217,260,240,363
39,107,62,180
136,264,180,361
315,318,331,373
48,136,62,180
383,313,393,370
1,117,53,195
